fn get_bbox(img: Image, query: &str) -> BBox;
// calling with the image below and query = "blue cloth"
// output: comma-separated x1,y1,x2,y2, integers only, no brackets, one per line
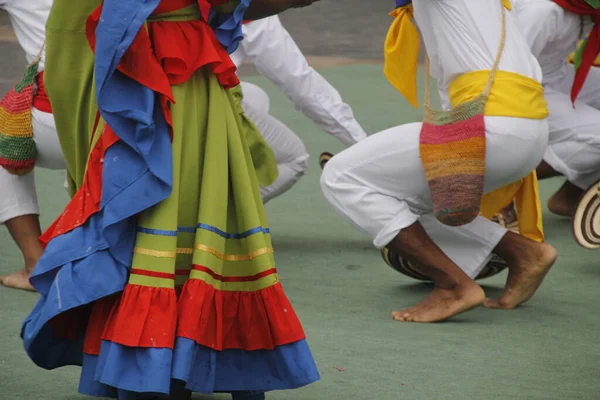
209,0,249,54
78,338,319,396
395,0,412,8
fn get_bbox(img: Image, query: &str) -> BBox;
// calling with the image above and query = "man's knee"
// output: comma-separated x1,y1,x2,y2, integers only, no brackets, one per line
320,153,343,198
240,82,270,114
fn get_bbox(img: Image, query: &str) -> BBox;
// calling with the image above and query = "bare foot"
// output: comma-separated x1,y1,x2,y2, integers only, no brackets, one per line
484,242,556,309
0,268,35,291
392,283,485,323
547,180,583,217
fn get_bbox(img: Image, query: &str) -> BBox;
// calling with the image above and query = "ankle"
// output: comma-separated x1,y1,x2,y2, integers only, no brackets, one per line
24,256,40,273
432,276,469,291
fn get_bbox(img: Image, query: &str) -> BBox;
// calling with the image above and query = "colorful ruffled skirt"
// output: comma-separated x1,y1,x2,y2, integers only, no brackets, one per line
22,0,320,397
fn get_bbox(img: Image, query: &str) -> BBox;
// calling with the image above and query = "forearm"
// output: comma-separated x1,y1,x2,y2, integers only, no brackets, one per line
242,17,367,146
244,0,317,21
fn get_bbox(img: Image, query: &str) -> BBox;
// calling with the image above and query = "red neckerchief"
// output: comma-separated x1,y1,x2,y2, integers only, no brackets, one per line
552,0,600,104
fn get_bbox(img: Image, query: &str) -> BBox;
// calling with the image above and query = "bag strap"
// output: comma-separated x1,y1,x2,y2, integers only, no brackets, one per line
423,0,507,109
14,40,46,93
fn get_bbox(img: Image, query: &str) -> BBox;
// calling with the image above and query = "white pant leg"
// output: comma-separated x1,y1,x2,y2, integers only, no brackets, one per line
321,117,548,275
543,88,600,189
0,108,64,224
241,83,309,203
0,169,38,224
418,214,504,279
32,108,65,170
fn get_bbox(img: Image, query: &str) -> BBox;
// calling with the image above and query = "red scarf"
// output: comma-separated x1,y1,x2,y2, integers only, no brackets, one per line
553,0,600,104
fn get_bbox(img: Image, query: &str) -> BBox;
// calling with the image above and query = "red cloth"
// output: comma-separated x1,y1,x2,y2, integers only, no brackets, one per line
32,72,53,113
40,125,119,245
553,0,600,104
82,281,306,354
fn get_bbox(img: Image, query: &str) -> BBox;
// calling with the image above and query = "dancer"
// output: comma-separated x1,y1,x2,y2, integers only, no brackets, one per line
321,0,556,322
21,0,319,399
0,0,61,291
511,0,600,218
233,16,367,202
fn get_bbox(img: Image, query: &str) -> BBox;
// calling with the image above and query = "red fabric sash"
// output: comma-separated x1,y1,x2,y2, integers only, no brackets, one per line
32,72,53,113
553,0,600,103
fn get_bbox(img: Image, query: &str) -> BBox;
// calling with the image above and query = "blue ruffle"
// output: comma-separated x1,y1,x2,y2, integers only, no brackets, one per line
22,0,173,371
209,0,249,54
78,338,319,397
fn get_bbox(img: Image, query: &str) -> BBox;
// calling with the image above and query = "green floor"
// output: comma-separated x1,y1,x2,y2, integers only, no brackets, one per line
1,65,599,399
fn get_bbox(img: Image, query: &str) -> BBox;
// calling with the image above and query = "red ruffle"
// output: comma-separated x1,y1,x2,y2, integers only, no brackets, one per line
84,285,178,355
149,20,239,88
83,295,119,355
82,280,306,354
177,280,306,351
40,125,119,245
86,3,239,136
86,2,239,98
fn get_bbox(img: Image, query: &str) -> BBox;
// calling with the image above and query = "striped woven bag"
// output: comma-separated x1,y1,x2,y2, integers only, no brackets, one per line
420,3,507,226
0,44,45,175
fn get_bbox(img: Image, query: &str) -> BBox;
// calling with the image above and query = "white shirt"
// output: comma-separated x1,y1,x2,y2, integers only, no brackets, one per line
0,0,52,70
413,0,543,108
231,16,367,147
512,0,593,88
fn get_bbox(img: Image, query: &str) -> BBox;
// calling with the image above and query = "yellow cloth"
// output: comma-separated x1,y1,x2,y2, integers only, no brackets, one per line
383,1,512,108
448,70,548,118
384,5,420,108
449,70,548,242
480,171,544,242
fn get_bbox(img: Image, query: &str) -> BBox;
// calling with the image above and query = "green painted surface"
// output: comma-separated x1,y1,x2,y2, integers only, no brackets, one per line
1,65,598,399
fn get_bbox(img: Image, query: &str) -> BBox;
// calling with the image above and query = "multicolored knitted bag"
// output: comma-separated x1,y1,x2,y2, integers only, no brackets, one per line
420,4,506,226
0,49,43,175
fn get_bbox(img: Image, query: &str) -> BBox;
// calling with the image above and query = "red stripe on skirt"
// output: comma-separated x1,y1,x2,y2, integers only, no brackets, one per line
192,265,277,282
130,268,176,280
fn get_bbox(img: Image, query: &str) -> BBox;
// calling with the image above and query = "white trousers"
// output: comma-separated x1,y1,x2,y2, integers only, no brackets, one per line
543,65,600,189
0,108,65,224
241,82,309,203
321,117,549,278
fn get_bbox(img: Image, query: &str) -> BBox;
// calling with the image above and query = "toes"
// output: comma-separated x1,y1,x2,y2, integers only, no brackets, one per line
392,311,411,321
483,297,515,309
